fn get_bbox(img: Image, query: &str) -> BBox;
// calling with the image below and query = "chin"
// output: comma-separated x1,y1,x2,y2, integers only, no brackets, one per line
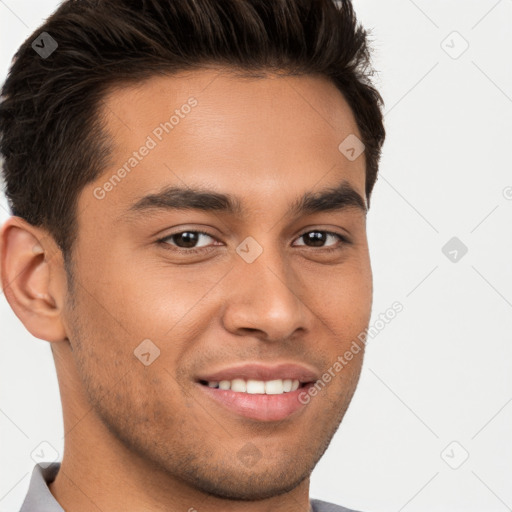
185,466,311,501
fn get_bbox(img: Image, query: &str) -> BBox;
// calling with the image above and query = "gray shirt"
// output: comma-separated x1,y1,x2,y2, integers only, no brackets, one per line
19,463,363,512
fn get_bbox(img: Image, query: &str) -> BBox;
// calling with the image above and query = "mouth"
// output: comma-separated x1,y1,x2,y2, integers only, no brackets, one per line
195,363,318,422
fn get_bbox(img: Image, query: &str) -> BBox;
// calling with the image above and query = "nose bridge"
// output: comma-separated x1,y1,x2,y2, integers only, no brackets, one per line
221,234,309,339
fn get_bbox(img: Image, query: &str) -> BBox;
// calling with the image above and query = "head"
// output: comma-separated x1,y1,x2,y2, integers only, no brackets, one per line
0,0,385,503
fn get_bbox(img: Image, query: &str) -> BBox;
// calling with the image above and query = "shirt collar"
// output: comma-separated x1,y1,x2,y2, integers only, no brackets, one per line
20,461,321,512
20,462,64,512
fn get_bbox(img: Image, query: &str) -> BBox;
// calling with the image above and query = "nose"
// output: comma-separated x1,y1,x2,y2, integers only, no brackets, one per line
221,243,313,342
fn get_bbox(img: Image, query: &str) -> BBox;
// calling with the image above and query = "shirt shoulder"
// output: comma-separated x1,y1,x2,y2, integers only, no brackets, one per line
310,497,365,512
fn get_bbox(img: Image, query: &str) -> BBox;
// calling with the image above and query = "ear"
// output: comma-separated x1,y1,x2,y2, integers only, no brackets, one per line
0,216,69,343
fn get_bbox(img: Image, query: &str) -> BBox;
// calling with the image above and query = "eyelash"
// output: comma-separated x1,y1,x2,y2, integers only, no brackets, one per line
156,229,351,255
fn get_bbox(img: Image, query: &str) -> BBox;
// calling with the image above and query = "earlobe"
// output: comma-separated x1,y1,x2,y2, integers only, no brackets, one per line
0,216,68,343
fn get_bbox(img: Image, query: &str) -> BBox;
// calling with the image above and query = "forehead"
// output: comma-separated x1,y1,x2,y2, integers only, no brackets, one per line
81,67,366,219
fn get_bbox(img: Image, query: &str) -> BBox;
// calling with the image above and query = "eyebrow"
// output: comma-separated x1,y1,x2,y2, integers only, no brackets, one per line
124,179,367,220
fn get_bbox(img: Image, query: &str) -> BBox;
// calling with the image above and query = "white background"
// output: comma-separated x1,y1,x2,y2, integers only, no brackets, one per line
1,1,511,511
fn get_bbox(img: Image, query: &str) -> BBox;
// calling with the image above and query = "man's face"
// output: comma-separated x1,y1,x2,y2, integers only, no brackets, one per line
63,68,372,499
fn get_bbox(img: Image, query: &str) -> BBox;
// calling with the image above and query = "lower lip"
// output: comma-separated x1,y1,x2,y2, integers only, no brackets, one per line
197,383,313,421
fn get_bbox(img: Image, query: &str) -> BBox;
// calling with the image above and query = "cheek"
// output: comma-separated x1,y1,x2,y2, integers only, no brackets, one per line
302,256,373,331
67,294,185,422
75,246,204,341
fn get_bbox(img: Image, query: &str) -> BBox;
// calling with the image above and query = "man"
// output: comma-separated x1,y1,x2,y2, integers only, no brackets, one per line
0,0,385,510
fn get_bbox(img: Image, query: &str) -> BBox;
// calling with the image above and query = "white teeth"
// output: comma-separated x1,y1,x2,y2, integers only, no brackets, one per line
283,379,292,392
204,378,303,394
265,379,284,394
231,378,247,392
246,379,265,394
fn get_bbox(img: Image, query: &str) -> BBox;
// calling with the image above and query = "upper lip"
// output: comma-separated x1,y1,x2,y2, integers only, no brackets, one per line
196,362,319,383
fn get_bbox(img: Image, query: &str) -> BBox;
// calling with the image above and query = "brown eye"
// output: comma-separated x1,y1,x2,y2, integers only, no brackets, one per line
294,230,349,250
166,231,210,248
157,230,219,254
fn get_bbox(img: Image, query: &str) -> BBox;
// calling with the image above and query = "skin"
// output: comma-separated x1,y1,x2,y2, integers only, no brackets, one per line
0,67,373,512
